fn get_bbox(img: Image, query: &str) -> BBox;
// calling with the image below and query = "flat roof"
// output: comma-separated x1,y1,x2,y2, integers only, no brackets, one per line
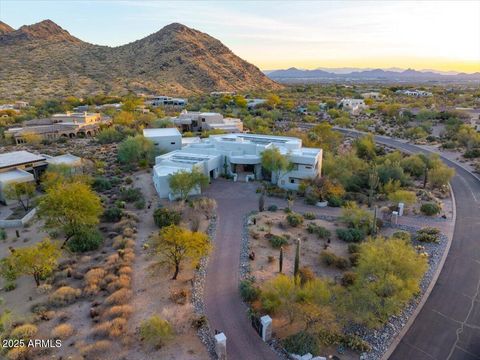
143,128,181,137
45,154,82,166
0,169,34,183
0,151,46,169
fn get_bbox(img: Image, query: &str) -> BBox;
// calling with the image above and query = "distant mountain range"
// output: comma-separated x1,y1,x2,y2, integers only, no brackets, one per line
266,67,480,83
0,20,281,99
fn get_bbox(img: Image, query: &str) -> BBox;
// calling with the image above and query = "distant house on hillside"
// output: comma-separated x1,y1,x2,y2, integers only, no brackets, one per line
145,96,187,107
5,112,111,144
246,98,267,109
338,98,367,114
395,89,432,97
171,111,243,133
361,92,383,100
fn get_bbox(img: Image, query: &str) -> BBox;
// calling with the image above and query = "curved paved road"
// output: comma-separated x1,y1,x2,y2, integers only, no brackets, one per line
339,129,480,360
204,180,278,360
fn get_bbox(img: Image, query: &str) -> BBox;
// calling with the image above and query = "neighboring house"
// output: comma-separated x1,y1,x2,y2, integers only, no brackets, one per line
338,98,367,114
171,111,243,133
5,112,111,144
0,151,46,204
246,98,267,109
395,89,433,97
145,96,187,107
361,92,383,100
143,128,182,152
152,133,322,199
210,91,236,97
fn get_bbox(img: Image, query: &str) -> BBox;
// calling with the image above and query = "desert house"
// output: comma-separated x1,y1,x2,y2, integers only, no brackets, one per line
5,112,111,144
143,127,182,152
152,133,322,199
338,98,367,114
171,110,243,133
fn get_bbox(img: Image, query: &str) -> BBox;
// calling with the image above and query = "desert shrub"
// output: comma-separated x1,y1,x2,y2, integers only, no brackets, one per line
92,322,111,338
192,315,207,329
119,187,143,203
299,266,315,285
239,279,260,302
84,268,106,295
336,228,366,243
139,315,173,348
106,288,132,305
97,127,126,144
320,250,337,266
169,289,189,305
103,207,123,222
286,212,303,227
303,212,316,220
416,227,441,243
320,251,349,269
109,317,127,338
6,347,29,360
153,208,181,228
341,271,357,286
68,228,103,252
134,198,146,209
79,340,112,357
51,323,74,339
104,305,133,320
306,223,331,239
327,196,343,207
92,177,112,192
283,331,318,356
267,204,278,212
11,324,38,340
341,334,372,352
334,256,350,270
392,231,411,243
420,203,441,216
347,243,360,254
269,235,288,248
464,148,480,158
49,286,81,306
349,252,360,266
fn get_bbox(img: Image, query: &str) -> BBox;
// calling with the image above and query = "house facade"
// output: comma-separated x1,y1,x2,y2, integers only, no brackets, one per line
171,111,243,133
6,112,110,144
143,128,182,152
339,98,367,114
152,133,322,199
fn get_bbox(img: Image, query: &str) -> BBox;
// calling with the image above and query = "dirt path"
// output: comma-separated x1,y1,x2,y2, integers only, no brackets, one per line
204,179,279,360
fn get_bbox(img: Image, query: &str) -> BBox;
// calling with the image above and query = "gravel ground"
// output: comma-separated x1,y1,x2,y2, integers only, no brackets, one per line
192,215,218,359
239,210,449,360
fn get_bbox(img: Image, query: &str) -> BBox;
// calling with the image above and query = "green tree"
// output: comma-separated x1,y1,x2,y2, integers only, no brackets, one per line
354,134,377,161
118,135,156,168
340,202,373,233
347,237,427,327
37,182,103,248
113,111,135,126
388,190,417,205
4,182,36,211
149,225,211,280
266,94,281,109
233,95,247,108
261,147,291,185
168,168,209,201
1,239,61,286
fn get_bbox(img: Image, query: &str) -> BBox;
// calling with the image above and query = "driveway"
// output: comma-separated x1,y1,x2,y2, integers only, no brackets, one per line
339,129,480,360
204,179,280,360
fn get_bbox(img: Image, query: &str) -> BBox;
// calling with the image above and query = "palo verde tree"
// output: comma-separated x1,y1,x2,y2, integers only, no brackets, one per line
4,182,36,211
149,224,211,280
168,168,209,201
261,147,292,185
346,237,427,327
117,135,156,168
1,238,61,286
37,181,103,248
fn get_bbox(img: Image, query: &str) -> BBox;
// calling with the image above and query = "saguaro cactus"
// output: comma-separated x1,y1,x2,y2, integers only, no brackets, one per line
259,193,265,212
279,246,283,273
294,239,301,278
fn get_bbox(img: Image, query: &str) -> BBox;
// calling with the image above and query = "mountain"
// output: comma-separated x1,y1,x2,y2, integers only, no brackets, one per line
0,20,281,99
0,21,14,35
267,67,480,84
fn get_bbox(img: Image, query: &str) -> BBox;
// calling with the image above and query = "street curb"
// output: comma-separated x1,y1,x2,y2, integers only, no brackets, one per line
381,179,457,360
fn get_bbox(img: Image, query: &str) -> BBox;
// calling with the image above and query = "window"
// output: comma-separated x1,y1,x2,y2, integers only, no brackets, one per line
290,178,295,184
170,142,176,145
202,118,206,122
305,166,312,169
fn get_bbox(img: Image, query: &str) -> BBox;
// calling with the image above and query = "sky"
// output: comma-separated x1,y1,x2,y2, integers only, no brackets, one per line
1,0,479,73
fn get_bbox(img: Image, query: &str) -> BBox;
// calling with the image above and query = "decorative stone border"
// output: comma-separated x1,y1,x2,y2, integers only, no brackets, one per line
192,215,218,359
0,207,36,228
